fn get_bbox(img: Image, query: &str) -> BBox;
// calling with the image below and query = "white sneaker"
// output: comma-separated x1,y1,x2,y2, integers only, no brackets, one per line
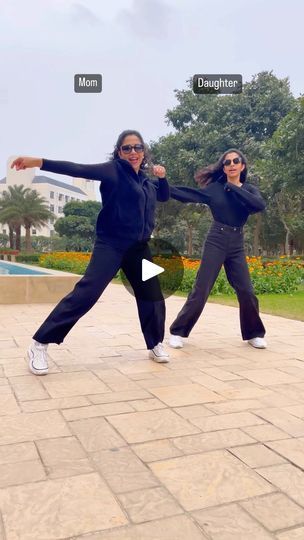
27,341,49,375
169,333,184,349
149,342,170,363
248,337,267,349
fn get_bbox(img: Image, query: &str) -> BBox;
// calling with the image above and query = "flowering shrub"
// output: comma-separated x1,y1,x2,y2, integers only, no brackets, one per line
38,252,304,295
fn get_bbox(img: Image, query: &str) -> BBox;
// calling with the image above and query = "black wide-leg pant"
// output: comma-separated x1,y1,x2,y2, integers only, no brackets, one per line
33,238,165,350
170,221,266,340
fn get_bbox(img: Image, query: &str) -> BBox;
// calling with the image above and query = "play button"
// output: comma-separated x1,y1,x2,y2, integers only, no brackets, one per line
142,259,164,282
119,238,184,302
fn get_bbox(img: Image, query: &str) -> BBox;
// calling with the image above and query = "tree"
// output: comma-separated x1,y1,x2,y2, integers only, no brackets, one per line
54,200,100,251
0,185,25,249
151,71,295,255
0,185,54,252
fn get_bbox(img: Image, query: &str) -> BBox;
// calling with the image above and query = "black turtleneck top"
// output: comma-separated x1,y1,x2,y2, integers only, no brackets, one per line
170,181,266,227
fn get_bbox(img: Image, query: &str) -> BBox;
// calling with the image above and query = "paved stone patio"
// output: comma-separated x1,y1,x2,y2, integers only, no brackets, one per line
0,282,304,540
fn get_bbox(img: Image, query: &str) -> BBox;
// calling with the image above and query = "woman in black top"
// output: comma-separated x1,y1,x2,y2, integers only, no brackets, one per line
169,148,267,350
11,130,170,375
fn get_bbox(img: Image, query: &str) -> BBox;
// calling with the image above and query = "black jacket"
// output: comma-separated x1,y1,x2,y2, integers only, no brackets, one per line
41,158,170,248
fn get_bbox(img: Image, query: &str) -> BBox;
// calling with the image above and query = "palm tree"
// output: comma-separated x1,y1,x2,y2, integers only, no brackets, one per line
20,190,54,252
0,185,26,249
0,185,54,252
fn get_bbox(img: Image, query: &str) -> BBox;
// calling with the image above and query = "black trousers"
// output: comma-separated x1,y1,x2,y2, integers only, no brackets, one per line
170,221,266,340
33,238,165,350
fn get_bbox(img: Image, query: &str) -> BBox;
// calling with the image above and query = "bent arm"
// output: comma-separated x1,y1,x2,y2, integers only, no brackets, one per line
41,159,116,182
225,183,266,213
150,178,170,202
170,185,210,204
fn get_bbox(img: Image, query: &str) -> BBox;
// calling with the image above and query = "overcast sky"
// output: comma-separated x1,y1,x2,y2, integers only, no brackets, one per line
1,0,303,185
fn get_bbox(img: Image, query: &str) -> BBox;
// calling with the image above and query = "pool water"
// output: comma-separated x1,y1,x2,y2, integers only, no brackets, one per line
0,261,48,275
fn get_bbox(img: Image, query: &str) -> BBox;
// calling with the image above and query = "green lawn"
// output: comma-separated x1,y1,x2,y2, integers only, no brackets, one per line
113,278,304,321
175,287,304,321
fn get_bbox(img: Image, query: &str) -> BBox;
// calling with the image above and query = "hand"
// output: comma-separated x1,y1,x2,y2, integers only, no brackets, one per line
11,156,43,170
152,165,166,178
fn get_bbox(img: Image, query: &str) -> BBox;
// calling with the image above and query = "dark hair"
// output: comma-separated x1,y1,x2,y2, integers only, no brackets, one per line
111,130,151,170
195,148,248,187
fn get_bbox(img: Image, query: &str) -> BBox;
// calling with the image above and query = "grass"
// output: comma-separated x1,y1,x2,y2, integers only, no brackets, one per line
208,290,304,321
113,277,304,322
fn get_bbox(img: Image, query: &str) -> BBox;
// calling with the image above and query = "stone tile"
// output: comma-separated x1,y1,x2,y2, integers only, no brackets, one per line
242,424,291,442
21,396,90,412
0,442,38,465
41,372,111,398
192,503,275,539
91,447,159,492
173,429,256,454
118,487,183,523
252,408,304,437
229,444,286,467
37,436,86,465
132,440,183,462
241,493,304,532
138,376,193,389
149,383,222,407
0,473,127,539
89,389,152,404
198,367,243,381
73,514,208,539
62,402,134,421
150,450,275,511
220,388,273,400
69,416,126,451
0,460,46,488
0,410,71,445
190,374,234,392
173,405,214,419
0,394,20,416
128,398,167,411
257,463,304,507
267,438,304,468
106,409,199,444
238,369,299,386
206,399,263,414
9,376,50,401
283,404,304,419
190,411,266,431
276,527,304,539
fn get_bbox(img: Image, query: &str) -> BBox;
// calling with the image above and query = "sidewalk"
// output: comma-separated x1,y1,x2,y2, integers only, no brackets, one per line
0,282,304,540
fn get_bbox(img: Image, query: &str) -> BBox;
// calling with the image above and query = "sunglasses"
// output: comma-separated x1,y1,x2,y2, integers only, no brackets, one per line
120,144,144,154
223,157,242,166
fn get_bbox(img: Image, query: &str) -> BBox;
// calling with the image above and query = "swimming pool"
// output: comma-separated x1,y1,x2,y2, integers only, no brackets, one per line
0,261,80,303
0,261,48,275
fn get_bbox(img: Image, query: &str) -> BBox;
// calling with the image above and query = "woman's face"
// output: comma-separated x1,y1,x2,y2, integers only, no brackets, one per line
118,134,145,173
223,152,245,180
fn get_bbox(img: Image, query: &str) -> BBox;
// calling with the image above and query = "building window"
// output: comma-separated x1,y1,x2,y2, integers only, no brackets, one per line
58,193,63,201
3,229,6,234
32,229,37,235
50,204,54,212
65,195,69,202
58,206,63,213
50,191,54,199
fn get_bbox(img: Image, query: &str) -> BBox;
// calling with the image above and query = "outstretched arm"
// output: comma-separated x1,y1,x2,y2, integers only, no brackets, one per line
170,185,211,204
225,182,266,213
11,156,115,183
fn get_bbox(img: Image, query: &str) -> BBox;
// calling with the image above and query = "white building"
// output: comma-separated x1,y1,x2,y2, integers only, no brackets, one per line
0,157,98,238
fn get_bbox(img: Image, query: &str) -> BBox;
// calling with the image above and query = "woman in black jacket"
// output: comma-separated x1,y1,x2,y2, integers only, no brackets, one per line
12,130,170,375
169,148,267,350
